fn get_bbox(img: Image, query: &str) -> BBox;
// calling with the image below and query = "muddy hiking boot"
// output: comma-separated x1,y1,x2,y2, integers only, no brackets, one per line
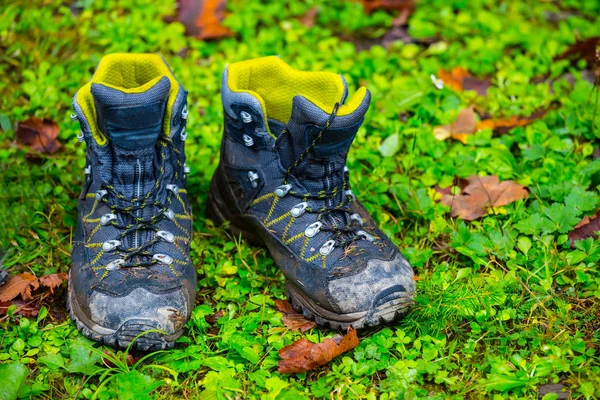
69,54,196,351
208,57,415,329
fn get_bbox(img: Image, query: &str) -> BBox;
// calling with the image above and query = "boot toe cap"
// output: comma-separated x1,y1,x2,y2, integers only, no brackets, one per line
327,252,415,318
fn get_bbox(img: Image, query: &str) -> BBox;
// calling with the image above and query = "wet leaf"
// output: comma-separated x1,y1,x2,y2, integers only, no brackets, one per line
39,273,68,294
175,0,233,40
205,309,225,324
440,175,528,221
568,211,600,245
476,108,548,134
15,117,62,154
0,272,39,302
433,106,477,144
275,300,316,333
438,67,491,95
278,327,359,374
555,36,600,66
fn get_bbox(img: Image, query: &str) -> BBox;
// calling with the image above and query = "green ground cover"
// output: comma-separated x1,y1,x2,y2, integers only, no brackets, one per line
1,0,600,398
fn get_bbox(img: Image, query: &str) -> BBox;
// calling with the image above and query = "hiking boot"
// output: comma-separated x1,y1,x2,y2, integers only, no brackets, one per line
69,54,196,351
207,57,415,329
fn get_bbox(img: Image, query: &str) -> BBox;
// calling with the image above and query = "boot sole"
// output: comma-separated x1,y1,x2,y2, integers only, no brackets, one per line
207,165,412,330
67,276,183,352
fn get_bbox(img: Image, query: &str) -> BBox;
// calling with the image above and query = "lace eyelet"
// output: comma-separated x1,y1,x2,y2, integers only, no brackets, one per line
100,213,117,226
350,213,363,225
95,190,108,200
320,240,336,256
275,184,292,197
305,221,323,238
153,254,173,265
164,209,175,220
166,184,179,194
243,134,254,147
357,230,375,242
344,189,356,201
240,111,253,123
106,259,124,271
156,230,175,243
248,171,259,188
102,240,121,252
291,202,309,217
180,128,188,141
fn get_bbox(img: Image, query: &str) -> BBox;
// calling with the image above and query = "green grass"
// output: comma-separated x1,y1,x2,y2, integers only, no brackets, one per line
1,0,600,398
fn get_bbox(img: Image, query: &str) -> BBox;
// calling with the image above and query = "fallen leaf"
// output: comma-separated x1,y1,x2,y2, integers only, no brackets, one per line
476,108,548,134
175,0,233,40
440,175,528,220
538,383,570,400
556,36,600,66
299,7,319,28
0,300,40,318
275,300,316,333
433,106,477,144
39,273,68,294
569,212,600,245
278,327,359,374
205,310,224,324
15,117,62,154
361,0,416,15
0,273,39,302
438,67,491,95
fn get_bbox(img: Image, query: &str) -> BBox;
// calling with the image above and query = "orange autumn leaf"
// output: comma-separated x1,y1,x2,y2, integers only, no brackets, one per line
0,272,40,302
476,108,548,134
275,299,316,333
278,327,360,374
176,0,233,40
438,67,491,95
433,106,477,144
39,273,68,294
440,175,528,221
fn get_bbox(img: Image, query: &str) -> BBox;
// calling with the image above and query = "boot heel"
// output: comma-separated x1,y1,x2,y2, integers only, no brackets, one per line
207,165,265,246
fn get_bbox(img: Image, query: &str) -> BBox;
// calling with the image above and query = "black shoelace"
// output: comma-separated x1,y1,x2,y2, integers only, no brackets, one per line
99,136,183,268
281,103,366,248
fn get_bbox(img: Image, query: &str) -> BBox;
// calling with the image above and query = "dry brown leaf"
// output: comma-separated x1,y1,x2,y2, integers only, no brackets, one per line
299,7,319,28
275,300,316,333
440,175,528,220
15,117,62,154
278,327,359,374
476,108,548,134
438,67,491,95
0,272,39,302
39,273,68,294
176,0,233,40
568,212,600,246
433,106,477,144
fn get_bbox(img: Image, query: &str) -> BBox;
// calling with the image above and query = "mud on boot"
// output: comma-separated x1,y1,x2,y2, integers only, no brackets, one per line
208,57,415,329
69,54,196,351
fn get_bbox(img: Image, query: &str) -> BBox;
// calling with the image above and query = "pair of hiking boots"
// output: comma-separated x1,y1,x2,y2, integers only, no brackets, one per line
69,54,415,351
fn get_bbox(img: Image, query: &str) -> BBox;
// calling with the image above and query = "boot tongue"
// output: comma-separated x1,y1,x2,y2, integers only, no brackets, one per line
91,77,172,251
281,87,371,179
91,76,171,150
